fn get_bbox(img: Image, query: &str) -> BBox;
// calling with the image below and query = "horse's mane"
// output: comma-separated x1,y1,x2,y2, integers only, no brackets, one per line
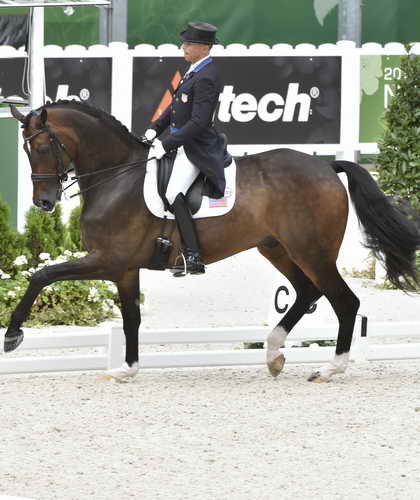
39,100,145,148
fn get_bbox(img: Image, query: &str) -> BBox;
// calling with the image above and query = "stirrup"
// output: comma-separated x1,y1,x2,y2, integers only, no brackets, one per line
170,253,187,277
170,251,205,277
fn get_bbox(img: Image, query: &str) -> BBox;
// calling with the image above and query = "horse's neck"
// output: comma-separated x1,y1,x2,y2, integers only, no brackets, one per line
76,134,145,173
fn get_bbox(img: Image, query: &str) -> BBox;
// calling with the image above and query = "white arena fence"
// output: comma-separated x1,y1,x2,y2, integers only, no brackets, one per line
1,320,420,375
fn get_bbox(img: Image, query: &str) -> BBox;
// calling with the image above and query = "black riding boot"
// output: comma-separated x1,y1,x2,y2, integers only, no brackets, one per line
170,193,205,276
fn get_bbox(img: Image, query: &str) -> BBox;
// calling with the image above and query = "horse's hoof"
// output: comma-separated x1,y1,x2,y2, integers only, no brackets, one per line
98,362,139,383
307,371,329,383
3,329,24,353
267,353,285,377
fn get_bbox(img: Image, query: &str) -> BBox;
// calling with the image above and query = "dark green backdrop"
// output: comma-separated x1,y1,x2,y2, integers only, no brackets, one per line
0,0,419,47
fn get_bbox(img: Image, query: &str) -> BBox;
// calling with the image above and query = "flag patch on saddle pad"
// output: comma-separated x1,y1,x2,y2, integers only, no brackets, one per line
209,188,232,208
209,197,228,208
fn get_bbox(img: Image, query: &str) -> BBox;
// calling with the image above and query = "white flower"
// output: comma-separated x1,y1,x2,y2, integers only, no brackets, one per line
45,285,53,292
7,290,16,297
88,287,99,302
39,252,51,261
102,299,115,312
13,255,28,266
73,252,87,259
63,250,73,256
1,273,11,280
106,282,118,294
21,270,31,278
28,267,36,274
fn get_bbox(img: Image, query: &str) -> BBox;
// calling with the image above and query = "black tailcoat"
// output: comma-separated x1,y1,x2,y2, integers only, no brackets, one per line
150,59,226,198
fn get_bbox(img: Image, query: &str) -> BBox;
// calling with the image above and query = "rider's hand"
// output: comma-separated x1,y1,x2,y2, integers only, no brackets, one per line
144,129,157,141
152,139,167,160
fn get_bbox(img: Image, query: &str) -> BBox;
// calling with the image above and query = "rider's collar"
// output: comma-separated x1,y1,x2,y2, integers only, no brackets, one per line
186,55,212,75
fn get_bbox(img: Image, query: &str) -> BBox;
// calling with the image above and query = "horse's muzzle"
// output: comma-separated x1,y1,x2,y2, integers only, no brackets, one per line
34,199,55,212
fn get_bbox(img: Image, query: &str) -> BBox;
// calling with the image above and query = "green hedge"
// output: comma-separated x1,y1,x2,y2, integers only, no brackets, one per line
377,46,420,210
0,200,122,327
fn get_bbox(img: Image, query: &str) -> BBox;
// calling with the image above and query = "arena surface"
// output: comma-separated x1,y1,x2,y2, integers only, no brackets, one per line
1,249,419,499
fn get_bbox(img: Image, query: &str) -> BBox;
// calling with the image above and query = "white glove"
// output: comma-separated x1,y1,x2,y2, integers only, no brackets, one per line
144,129,157,141
152,138,167,160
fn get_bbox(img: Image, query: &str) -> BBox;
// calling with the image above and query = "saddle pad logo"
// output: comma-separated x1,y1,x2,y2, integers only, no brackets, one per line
181,93,188,103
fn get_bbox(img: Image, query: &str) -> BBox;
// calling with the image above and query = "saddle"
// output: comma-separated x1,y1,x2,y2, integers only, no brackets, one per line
157,133,232,214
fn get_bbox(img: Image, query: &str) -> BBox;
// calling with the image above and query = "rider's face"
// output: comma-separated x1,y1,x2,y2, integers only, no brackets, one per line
181,42,210,64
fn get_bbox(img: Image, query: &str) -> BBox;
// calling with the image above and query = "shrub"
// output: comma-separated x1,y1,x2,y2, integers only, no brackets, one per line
0,197,28,274
0,250,119,327
67,204,84,251
23,204,67,267
376,45,420,210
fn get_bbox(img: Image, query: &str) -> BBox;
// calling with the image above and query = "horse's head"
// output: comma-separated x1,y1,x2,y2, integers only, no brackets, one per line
10,105,74,212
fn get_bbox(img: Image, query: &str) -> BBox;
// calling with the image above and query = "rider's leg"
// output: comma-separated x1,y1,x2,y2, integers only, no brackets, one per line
165,148,204,275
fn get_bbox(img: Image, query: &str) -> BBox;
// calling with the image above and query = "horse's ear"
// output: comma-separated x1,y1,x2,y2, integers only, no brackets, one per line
40,108,48,125
10,105,26,123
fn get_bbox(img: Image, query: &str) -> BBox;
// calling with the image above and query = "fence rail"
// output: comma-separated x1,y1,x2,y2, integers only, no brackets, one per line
1,321,420,375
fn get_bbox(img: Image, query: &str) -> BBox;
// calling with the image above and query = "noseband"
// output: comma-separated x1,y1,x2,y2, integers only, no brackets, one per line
24,121,73,200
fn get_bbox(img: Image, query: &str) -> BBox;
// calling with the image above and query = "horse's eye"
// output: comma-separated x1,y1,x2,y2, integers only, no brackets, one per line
37,145,50,154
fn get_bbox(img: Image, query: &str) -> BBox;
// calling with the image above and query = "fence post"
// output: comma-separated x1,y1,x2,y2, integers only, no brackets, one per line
108,327,125,369
352,314,368,363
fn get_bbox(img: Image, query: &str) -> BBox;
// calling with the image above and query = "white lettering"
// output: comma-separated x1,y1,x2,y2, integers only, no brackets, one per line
283,83,311,122
218,85,236,122
56,84,80,102
231,93,257,122
384,83,394,109
257,93,284,122
217,83,313,123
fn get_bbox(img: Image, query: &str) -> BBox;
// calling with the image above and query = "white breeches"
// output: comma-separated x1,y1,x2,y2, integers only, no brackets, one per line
165,146,200,206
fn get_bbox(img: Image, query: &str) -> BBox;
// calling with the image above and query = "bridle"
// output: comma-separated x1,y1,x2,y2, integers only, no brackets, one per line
23,122,74,200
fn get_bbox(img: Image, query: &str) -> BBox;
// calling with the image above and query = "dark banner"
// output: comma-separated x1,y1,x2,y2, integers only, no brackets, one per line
0,58,25,101
132,56,341,144
45,58,112,112
0,15,28,49
0,58,111,111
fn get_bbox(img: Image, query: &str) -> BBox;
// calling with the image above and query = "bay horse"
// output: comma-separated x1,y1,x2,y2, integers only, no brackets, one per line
5,101,419,382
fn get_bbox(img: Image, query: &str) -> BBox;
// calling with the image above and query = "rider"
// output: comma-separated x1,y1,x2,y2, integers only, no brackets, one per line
144,21,226,276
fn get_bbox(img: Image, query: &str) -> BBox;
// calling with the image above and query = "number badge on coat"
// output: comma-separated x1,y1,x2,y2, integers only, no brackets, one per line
181,93,188,103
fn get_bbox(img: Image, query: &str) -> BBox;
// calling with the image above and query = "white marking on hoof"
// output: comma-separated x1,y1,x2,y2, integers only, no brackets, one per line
99,362,139,382
266,326,287,376
308,352,350,382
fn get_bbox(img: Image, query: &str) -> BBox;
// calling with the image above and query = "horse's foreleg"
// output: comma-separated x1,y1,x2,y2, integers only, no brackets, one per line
103,269,141,382
3,253,113,353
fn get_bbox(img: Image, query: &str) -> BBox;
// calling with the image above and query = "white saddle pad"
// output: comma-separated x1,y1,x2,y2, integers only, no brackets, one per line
143,158,237,219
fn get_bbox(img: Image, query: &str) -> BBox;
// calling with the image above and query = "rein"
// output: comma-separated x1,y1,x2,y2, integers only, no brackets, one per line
24,119,155,198
68,156,155,198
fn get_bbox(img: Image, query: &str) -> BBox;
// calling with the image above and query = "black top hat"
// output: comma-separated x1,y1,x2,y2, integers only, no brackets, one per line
180,21,219,45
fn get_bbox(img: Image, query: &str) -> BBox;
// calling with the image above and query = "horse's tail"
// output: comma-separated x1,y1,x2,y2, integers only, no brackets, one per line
332,160,420,293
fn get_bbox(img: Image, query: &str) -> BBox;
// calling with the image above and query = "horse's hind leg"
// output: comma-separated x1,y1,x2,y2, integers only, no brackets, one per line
296,260,360,382
258,242,322,377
